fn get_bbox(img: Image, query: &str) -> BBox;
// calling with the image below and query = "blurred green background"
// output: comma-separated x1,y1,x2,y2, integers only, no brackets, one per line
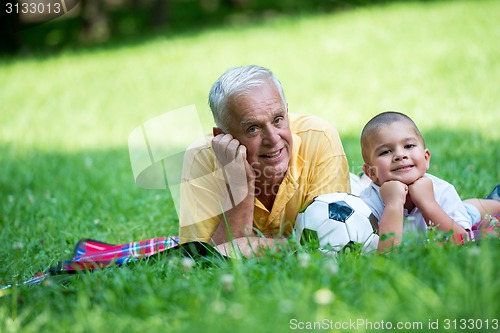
2,0,447,54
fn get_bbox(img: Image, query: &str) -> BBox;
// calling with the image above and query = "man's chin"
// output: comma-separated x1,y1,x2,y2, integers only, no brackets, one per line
257,164,288,179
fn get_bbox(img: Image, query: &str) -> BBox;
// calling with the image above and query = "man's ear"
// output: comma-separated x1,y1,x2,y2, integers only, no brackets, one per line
213,127,224,136
362,163,378,183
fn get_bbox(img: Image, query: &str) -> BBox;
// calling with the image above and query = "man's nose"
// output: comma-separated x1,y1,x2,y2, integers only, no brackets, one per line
262,126,280,145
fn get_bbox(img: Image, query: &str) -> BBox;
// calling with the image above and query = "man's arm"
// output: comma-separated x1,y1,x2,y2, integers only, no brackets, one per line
211,186,255,244
210,133,256,244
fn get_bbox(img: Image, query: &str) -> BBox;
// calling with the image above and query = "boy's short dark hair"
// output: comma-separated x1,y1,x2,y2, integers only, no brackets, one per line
360,111,425,163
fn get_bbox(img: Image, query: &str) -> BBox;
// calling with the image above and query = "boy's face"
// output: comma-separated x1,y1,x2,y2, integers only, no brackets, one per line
362,121,430,186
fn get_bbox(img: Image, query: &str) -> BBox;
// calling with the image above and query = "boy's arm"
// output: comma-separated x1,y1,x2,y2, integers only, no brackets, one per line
377,181,407,252
408,177,466,235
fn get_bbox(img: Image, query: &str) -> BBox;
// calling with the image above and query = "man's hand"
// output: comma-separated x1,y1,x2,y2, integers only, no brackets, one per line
216,236,287,258
212,133,256,183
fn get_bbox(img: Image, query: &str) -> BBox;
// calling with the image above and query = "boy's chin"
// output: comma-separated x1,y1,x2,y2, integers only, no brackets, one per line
377,175,419,186
397,176,420,186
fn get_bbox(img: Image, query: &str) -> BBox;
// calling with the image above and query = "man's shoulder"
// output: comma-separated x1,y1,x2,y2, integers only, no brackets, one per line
289,113,338,135
183,135,215,168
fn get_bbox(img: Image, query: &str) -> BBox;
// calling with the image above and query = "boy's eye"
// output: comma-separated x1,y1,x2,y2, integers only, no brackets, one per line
379,150,391,156
405,144,416,149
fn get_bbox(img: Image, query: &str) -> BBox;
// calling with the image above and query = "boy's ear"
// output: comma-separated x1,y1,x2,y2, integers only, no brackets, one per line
362,163,378,183
213,127,224,136
424,148,431,170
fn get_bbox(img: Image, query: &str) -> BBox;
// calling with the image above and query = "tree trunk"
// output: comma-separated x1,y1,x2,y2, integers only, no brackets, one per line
150,0,169,27
79,0,110,43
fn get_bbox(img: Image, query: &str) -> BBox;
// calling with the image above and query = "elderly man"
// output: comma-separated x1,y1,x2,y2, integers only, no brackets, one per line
179,65,350,256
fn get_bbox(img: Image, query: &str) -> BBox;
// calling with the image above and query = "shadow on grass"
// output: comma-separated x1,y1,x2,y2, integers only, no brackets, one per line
0,126,497,276
0,145,179,277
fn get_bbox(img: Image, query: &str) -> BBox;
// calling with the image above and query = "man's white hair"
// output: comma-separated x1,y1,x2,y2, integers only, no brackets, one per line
208,65,287,132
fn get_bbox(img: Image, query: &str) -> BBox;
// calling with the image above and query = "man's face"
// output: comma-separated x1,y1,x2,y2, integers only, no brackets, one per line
363,121,430,186
224,82,293,184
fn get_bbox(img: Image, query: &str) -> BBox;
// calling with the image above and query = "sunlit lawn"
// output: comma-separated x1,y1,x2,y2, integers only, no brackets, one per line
1,0,499,332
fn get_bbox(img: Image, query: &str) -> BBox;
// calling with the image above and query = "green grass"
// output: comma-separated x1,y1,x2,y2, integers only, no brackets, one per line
1,0,499,332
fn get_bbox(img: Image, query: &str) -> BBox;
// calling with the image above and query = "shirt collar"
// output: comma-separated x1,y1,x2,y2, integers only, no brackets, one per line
287,133,304,181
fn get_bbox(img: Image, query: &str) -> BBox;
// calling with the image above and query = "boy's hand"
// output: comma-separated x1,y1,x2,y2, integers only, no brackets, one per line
380,180,408,208
408,176,466,234
408,176,435,210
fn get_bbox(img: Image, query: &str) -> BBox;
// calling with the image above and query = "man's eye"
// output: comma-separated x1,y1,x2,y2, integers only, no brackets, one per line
274,117,283,124
247,126,257,133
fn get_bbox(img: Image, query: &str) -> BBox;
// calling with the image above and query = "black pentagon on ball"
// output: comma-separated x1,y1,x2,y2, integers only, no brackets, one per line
328,201,354,223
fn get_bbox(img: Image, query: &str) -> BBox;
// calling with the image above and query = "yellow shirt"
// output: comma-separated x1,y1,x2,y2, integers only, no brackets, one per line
178,114,351,243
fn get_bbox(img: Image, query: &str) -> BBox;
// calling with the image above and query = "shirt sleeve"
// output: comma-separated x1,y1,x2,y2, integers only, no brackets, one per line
296,117,351,210
359,185,383,222
435,181,473,230
178,141,230,244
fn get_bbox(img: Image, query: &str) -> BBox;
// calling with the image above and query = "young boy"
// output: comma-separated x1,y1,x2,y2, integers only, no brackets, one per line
359,111,500,252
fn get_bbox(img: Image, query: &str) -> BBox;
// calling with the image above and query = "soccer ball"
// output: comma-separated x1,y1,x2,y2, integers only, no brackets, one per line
294,192,379,254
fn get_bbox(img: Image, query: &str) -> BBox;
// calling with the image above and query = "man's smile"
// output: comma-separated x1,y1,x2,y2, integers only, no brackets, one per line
260,148,283,159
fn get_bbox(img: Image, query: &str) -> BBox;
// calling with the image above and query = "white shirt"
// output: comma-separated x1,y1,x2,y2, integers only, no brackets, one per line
359,173,472,235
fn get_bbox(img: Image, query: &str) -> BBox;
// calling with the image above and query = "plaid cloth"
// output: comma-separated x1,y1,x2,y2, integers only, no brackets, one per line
50,236,180,274
73,236,180,263
1,236,191,290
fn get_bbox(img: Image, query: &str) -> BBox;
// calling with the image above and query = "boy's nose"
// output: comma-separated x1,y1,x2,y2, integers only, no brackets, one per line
393,149,408,161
